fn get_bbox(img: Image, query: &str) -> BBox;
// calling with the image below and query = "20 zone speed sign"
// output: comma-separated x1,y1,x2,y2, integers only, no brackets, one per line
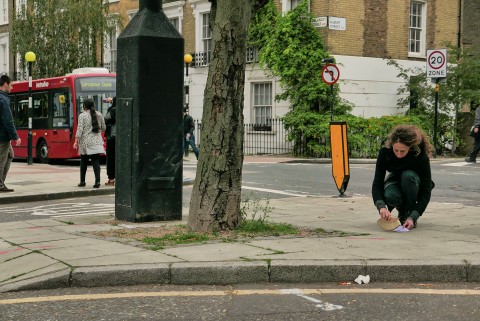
426,49,447,78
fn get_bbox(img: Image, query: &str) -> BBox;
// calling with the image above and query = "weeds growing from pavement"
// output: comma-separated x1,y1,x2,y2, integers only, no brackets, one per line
92,193,366,249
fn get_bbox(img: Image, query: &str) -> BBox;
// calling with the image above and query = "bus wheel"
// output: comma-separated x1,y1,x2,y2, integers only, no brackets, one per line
37,141,49,164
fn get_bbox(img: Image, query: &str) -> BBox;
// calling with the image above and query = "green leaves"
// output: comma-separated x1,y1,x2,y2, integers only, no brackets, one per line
11,0,119,78
248,0,332,110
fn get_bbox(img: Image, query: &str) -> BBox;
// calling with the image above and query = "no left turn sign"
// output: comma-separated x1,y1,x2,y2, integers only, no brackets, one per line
426,49,447,78
322,64,340,85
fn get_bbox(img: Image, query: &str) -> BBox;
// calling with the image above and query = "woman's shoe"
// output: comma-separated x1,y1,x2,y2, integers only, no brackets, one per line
105,179,115,186
93,183,100,188
78,182,86,187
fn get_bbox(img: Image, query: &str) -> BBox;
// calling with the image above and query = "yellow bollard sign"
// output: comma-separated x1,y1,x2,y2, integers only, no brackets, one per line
330,121,350,195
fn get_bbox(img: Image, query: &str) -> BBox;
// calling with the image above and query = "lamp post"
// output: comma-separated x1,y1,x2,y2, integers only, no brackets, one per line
183,54,192,111
25,51,36,165
183,54,192,157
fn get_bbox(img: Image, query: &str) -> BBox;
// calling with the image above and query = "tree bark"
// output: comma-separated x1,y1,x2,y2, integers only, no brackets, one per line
187,0,256,232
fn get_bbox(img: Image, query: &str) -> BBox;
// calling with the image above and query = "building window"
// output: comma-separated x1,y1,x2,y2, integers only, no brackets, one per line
192,1,211,66
0,34,7,74
253,82,272,125
164,1,184,33
170,17,179,31
409,1,426,56
202,13,212,54
0,0,8,24
15,53,26,80
126,9,138,21
16,0,26,13
282,0,307,13
106,28,117,72
291,0,301,9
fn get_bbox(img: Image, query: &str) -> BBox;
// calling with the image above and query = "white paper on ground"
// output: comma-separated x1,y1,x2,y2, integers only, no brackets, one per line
393,226,410,232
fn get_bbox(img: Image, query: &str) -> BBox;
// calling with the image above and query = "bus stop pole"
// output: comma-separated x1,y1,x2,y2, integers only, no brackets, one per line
25,52,36,165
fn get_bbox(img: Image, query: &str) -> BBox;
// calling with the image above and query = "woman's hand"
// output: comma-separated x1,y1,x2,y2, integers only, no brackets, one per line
379,207,391,221
73,142,78,150
403,218,415,229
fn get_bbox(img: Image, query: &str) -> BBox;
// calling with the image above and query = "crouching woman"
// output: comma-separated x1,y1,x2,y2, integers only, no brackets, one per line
372,125,435,230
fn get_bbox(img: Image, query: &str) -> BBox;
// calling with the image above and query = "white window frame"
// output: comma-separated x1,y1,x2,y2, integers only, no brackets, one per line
200,12,212,53
252,82,273,125
191,0,211,53
408,0,427,58
16,0,26,14
0,0,8,25
164,1,185,34
126,9,138,21
103,26,118,73
16,53,27,80
0,33,9,74
282,0,309,14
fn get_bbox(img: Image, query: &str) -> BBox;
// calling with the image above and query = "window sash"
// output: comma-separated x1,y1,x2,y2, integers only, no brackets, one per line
202,13,211,53
409,2,424,53
0,0,7,23
170,17,180,31
291,0,301,10
0,43,6,73
253,83,272,125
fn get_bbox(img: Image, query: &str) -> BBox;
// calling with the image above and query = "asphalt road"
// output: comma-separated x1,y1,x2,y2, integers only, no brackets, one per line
1,283,479,321
1,160,478,222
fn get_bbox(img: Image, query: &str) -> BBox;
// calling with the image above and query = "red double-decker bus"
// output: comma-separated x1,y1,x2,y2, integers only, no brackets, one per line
9,68,116,163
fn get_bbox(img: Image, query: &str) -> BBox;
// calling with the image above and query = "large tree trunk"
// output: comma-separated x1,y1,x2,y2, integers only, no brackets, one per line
187,0,255,232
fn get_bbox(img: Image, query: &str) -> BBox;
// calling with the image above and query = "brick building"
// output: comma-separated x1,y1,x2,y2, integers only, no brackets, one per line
1,1,478,120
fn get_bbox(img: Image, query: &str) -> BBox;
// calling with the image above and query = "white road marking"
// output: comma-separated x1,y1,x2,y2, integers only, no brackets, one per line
281,288,343,311
28,203,115,217
242,186,308,197
442,162,472,167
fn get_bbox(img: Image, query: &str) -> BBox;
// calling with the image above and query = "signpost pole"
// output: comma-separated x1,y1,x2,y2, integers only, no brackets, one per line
321,61,349,196
426,48,447,159
433,79,439,158
330,84,334,121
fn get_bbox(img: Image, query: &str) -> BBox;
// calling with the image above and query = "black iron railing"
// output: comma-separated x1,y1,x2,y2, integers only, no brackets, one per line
192,118,297,156
191,46,259,68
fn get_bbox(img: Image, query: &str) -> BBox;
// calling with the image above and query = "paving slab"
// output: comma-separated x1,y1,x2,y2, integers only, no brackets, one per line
1,157,480,291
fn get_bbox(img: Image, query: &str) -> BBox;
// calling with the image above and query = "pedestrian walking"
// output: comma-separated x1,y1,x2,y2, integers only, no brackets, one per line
372,125,434,230
0,75,21,193
465,104,480,163
104,97,116,185
183,107,199,159
73,98,106,188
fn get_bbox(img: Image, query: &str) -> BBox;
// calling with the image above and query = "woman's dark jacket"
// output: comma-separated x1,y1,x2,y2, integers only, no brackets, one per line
372,146,433,222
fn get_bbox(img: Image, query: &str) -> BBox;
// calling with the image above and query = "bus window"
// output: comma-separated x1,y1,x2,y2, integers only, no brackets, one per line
16,97,29,128
33,92,48,118
10,94,29,128
77,92,115,116
52,91,70,128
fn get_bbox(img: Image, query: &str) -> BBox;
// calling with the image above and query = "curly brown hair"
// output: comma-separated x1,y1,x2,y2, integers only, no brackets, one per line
385,125,433,157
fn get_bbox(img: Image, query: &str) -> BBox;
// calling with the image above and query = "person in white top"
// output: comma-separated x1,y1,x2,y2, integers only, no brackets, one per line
73,98,106,188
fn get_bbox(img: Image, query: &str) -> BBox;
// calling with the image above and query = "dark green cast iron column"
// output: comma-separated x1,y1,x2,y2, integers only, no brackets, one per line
115,0,184,222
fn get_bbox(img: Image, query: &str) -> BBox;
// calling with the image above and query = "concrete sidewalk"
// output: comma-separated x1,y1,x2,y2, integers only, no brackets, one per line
1,156,479,292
